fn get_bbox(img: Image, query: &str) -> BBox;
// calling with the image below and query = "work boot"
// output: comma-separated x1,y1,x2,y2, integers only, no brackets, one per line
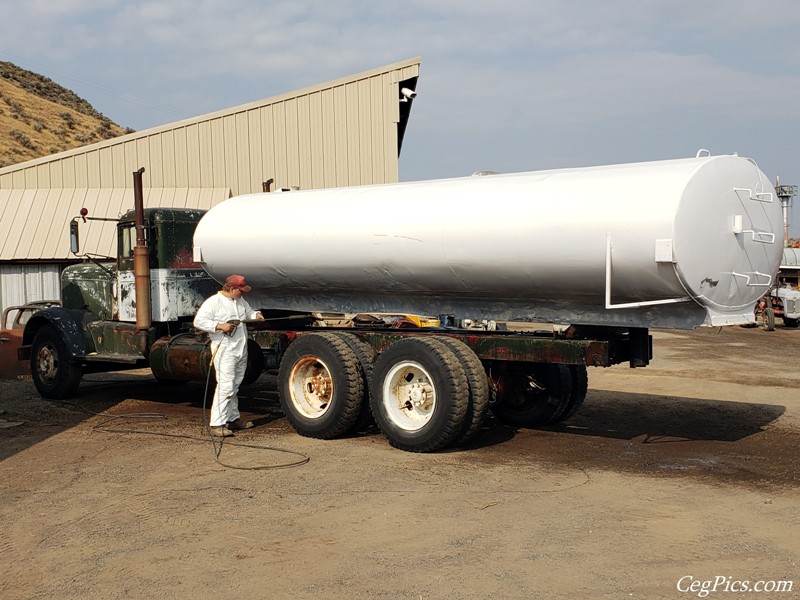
227,418,254,431
210,425,234,437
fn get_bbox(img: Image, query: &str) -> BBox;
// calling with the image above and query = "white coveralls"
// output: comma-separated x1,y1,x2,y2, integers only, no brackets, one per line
193,292,259,427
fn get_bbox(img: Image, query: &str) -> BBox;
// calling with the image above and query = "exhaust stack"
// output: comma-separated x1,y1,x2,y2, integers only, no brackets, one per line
132,168,152,355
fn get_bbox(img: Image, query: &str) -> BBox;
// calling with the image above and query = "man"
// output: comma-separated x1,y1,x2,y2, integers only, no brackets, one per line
194,274,265,437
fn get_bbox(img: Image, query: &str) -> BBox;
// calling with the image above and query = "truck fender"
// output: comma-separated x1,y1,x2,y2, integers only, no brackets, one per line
20,307,96,360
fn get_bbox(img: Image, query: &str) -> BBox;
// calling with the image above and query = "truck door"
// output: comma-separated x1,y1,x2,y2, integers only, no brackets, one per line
115,221,138,322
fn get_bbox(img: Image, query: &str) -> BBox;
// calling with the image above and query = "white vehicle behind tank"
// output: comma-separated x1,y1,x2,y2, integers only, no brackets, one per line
756,247,800,330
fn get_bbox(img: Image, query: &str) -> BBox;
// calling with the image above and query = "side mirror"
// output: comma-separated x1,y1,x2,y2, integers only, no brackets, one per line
69,219,80,255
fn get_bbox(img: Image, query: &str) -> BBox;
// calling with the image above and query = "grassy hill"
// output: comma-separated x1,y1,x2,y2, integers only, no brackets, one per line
0,61,131,168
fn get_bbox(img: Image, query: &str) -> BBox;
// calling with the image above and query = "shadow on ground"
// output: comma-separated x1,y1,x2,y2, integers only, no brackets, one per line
466,390,795,489
2,374,795,490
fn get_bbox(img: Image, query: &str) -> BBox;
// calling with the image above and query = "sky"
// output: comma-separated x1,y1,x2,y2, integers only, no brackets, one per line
2,0,800,235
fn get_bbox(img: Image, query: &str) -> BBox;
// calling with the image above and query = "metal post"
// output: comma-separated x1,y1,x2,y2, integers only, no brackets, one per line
132,168,152,356
776,183,797,246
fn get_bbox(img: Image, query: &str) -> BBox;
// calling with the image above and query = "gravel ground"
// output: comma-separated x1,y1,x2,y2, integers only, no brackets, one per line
0,324,798,599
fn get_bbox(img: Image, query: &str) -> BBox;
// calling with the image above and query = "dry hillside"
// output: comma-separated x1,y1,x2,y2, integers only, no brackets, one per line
0,61,131,168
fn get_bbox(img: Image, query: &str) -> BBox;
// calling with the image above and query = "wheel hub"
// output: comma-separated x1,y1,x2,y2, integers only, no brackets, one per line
381,361,437,431
308,373,330,398
35,343,58,385
289,357,334,417
401,382,433,410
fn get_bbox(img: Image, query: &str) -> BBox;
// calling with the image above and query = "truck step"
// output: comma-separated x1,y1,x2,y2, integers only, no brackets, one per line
80,353,146,364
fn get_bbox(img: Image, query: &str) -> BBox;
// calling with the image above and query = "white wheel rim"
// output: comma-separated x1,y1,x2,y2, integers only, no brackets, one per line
381,360,436,431
288,356,334,418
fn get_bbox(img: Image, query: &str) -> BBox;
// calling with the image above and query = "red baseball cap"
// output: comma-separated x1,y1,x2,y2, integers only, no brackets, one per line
225,274,252,292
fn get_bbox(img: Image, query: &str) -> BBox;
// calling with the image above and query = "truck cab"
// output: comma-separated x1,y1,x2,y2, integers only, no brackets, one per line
61,208,215,323
20,207,219,398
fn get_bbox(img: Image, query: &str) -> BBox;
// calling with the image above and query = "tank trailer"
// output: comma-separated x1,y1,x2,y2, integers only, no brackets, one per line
18,155,784,452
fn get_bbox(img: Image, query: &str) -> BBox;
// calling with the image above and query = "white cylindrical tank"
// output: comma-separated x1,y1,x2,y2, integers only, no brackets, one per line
193,154,783,329
782,248,800,268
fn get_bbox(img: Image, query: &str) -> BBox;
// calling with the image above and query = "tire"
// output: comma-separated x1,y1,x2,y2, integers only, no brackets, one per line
435,337,490,445
762,307,776,331
242,339,265,385
30,324,82,399
553,365,588,423
490,363,572,427
332,332,377,432
783,316,799,328
370,337,469,452
278,332,363,439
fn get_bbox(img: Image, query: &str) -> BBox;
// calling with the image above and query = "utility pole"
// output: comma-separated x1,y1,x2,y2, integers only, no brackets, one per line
776,179,798,246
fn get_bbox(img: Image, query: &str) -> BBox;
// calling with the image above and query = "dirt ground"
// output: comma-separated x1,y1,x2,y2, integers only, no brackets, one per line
1,325,798,600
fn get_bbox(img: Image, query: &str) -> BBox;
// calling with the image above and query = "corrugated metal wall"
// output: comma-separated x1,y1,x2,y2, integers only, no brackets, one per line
0,58,420,196
0,264,61,312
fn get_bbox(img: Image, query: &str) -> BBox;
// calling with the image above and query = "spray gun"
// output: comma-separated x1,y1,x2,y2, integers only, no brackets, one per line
224,319,241,336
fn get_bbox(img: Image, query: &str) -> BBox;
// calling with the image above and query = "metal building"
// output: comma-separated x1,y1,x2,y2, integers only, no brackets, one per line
0,57,421,317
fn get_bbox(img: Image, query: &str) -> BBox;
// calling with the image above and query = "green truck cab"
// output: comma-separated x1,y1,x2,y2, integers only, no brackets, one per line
19,207,219,398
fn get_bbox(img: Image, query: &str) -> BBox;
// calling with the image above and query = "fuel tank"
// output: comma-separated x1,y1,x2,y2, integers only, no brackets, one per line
149,334,263,383
149,334,213,382
193,154,783,329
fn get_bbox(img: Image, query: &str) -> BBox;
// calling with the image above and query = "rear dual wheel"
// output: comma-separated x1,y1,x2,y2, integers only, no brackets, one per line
332,332,378,432
278,333,364,439
490,363,588,427
560,364,588,422
369,337,473,453
281,333,588,450
434,337,490,445
278,333,483,451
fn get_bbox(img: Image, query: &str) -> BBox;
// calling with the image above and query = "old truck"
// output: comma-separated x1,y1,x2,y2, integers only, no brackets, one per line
756,286,800,331
17,154,784,452
755,248,800,330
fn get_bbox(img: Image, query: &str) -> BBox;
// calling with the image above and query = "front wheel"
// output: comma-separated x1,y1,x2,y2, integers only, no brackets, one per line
30,325,82,399
762,307,776,331
783,316,799,328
